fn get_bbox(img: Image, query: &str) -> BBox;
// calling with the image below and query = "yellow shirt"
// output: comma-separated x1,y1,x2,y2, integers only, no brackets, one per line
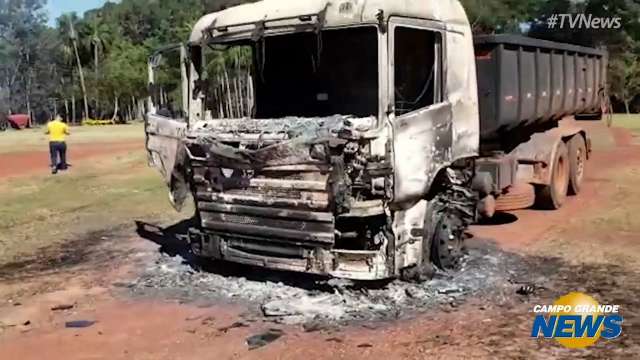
47,120,70,142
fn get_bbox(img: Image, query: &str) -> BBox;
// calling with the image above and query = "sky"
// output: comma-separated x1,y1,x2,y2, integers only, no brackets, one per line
46,0,112,25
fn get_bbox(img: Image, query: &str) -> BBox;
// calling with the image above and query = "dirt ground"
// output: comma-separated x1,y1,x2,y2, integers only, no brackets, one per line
0,120,639,359
0,141,143,179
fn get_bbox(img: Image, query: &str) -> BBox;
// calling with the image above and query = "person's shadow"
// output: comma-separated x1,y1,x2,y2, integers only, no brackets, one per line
57,163,72,171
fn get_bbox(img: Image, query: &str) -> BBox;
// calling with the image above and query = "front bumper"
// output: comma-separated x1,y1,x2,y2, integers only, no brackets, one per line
189,229,391,280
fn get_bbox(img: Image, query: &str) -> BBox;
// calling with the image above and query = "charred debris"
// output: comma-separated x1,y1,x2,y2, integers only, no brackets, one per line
183,115,393,253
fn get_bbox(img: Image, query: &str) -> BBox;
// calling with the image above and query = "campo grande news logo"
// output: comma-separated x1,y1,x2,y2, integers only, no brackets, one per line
531,292,623,348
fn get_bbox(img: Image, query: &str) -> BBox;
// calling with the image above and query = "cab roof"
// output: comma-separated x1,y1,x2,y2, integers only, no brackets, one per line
189,0,469,43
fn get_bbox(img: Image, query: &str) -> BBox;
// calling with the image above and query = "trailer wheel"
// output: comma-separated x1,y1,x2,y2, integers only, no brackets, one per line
535,142,570,209
568,136,586,195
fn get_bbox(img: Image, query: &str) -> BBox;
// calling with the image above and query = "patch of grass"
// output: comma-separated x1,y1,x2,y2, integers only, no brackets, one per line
0,123,145,154
0,149,188,265
534,165,640,269
611,114,640,133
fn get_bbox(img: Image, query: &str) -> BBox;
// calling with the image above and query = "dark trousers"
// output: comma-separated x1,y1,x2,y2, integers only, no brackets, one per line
49,141,67,170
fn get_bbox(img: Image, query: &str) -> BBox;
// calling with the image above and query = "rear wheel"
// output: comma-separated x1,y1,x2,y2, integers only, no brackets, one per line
0,118,7,132
568,136,587,195
535,142,570,210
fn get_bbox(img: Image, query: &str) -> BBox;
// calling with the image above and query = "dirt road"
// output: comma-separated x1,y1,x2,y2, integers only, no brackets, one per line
0,141,143,179
472,122,640,249
0,121,639,359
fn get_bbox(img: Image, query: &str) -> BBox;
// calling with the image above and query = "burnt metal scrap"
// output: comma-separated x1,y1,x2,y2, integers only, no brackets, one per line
190,115,375,138
185,115,376,172
184,115,383,214
170,115,400,280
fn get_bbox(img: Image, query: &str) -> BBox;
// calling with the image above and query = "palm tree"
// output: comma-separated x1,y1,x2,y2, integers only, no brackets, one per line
58,36,77,123
57,14,89,121
204,45,253,118
85,16,112,116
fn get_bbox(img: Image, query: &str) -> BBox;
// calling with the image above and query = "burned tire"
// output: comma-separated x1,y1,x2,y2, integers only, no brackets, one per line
400,166,475,282
428,166,476,270
400,203,466,282
430,209,466,270
400,202,438,282
568,136,587,195
535,141,570,210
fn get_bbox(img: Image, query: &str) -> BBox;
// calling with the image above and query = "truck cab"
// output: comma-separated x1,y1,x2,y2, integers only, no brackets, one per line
145,0,604,281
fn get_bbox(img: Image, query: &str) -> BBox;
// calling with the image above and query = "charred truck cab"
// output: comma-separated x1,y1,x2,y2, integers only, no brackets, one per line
145,0,605,281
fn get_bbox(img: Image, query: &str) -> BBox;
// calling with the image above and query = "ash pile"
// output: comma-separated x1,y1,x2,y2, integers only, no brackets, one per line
126,241,532,325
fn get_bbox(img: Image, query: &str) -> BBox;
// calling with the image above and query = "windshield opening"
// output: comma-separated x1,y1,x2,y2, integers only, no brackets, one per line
150,47,185,119
200,26,379,120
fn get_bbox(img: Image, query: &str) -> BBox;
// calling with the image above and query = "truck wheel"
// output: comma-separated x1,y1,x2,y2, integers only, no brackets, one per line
568,136,586,195
400,166,475,282
400,202,438,282
535,142,570,210
430,209,465,270
399,203,464,282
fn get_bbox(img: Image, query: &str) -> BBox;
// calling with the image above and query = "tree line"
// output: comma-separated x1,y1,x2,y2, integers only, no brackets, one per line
0,0,638,125
0,0,247,124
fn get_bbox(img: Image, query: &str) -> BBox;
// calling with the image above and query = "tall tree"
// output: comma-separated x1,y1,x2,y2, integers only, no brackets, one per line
1,0,637,121
58,13,89,120
610,50,640,113
460,0,539,34
0,0,48,122
83,11,114,116
101,40,148,120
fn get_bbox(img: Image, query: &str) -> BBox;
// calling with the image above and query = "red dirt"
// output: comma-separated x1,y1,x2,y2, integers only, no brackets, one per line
471,121,640,249
0,298,524,360
0,141,143,179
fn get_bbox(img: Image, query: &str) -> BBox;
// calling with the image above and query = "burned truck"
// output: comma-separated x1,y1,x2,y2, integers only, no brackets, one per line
145,0,607,281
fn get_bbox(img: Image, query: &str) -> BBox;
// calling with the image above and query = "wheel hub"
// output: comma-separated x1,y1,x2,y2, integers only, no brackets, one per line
435,214,464,269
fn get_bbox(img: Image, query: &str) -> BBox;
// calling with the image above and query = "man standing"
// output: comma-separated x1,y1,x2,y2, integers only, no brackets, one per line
45,115,70,174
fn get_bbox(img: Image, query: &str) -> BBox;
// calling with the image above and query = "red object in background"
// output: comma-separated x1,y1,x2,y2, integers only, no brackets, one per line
7,114,30,129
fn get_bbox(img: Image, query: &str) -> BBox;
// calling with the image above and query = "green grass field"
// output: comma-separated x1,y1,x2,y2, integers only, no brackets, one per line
537,164,640,268
0,123,145,154
611,114,640,133
0,125,187,266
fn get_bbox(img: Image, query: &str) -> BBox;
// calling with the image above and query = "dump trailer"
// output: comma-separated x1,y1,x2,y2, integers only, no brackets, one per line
145,0,607,281
473,35,606,215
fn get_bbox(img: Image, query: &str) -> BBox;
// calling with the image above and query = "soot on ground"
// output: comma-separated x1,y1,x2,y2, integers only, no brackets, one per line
125,239,543,326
